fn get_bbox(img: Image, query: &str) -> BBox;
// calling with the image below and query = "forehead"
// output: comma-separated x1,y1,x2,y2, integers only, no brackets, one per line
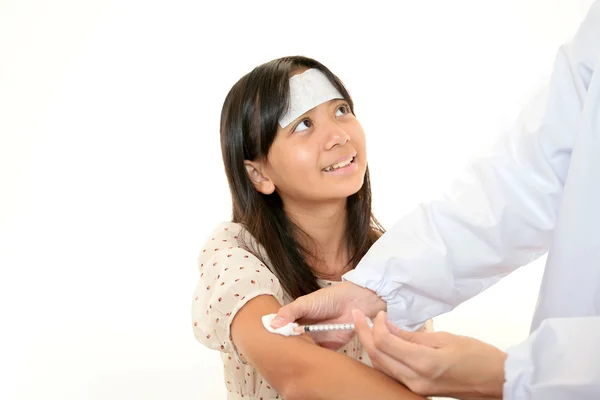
279,68,343,129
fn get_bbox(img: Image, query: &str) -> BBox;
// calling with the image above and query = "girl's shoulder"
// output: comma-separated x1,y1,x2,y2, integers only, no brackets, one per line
198,221,266,265
192,221,285,363
199,221,245,250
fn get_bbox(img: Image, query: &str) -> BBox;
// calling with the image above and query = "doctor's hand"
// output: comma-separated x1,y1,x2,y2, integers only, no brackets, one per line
353,310,506,399
270,281,386,350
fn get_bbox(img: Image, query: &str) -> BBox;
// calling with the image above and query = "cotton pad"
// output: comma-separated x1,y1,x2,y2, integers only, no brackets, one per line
261,314,301,336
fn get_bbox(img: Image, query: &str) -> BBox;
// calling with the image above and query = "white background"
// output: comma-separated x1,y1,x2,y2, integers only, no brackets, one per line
0,0,595,399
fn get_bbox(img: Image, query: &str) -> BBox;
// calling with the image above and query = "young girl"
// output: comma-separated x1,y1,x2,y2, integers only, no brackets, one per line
192,56,431,400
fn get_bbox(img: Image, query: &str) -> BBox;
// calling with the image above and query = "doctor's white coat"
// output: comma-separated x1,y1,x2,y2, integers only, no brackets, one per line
344,2,600,398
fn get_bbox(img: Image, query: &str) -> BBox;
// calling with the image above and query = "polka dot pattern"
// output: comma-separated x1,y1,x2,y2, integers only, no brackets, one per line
191,221,434,399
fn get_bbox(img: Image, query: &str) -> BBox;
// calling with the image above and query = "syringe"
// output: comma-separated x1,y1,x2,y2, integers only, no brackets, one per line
294,321,374,333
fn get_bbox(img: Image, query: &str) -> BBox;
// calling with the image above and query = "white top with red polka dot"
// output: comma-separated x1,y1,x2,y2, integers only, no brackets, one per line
191,221,432,399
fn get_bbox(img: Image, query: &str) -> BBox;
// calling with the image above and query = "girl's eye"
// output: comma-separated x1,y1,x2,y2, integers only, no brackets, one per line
293,119,312,133
335,104,350,117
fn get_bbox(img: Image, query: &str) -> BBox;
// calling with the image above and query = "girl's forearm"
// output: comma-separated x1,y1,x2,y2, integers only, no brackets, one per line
281,346,425,400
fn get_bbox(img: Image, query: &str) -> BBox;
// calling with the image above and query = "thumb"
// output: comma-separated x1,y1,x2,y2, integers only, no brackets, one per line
271,297,307,328
387,321,443,347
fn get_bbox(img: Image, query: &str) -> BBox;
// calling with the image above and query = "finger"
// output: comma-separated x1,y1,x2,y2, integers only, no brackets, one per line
317,331,356,350
274,286,343,328
387,321,445,348
353,310,419,383
307,328,356,350
271,296,307,328
352,309,372,339
271,297,306,329
372,312,438,374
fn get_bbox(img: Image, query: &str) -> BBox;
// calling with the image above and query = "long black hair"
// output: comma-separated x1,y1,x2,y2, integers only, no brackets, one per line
219,56,384,300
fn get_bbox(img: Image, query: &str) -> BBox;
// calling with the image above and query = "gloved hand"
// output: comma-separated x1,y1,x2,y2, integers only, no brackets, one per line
270,281,386,349
354,309,506,399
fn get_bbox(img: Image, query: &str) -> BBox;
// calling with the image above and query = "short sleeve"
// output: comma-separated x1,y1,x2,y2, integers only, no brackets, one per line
191,224,284,364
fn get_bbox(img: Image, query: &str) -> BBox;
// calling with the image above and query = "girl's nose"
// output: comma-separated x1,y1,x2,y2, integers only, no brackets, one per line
323,123,350,151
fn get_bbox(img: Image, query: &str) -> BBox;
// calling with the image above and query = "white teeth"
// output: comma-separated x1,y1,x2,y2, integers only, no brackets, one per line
323,156,354,172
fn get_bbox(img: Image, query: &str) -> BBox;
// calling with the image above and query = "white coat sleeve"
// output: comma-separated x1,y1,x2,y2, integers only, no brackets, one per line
504,316,600,399
343,1,600,330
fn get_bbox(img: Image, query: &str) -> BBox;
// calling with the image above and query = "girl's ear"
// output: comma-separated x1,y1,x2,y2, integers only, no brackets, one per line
244,160,275,195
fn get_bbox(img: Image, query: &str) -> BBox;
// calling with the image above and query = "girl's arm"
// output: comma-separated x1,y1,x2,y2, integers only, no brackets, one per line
231,294,425,400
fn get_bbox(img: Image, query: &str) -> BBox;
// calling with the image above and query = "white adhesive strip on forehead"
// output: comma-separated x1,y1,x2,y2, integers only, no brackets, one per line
279,68,344,128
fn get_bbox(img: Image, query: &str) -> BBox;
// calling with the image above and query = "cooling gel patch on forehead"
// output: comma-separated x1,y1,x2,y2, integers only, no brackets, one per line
278,68,344,128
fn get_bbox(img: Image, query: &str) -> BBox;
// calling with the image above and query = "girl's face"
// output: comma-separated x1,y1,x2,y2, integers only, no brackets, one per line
245,94,367,206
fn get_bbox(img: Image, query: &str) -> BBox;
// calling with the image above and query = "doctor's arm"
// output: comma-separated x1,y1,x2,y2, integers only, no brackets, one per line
353,311,600,399
343,2,600,329
503,316,600,399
